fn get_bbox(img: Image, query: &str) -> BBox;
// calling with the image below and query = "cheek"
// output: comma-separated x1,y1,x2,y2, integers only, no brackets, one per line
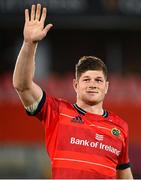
77,84,86,94
99,85,107,94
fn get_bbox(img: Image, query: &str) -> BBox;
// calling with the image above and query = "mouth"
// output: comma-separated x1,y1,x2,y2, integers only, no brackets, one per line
86,91,98,94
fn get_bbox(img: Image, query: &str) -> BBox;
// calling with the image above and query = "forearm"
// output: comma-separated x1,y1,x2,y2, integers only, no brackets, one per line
13,41,37,91
116,168,133,179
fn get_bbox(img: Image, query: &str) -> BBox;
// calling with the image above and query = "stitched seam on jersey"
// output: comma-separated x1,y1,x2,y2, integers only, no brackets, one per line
89,124,111,131
60,113,74,118
60,113,123,141
61,113,112,131
53,157,116,172
89,124,124,142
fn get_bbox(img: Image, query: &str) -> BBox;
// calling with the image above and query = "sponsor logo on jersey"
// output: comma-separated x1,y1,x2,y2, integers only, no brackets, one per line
70,137,120,156
95,133,104,141
111,128,120,137
70,137,99,148
71,116,84,124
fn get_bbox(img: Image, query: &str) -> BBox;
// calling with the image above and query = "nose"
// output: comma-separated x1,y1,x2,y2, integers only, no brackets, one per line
88,80,97,88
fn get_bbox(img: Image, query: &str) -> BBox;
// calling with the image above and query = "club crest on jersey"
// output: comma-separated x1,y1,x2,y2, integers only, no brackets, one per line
111,128,120,137
71,116,84,124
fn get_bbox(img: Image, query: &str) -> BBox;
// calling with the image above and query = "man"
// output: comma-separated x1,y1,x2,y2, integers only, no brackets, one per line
13,4,133,179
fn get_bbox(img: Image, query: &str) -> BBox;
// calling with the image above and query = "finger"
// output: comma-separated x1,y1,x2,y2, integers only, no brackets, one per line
43,24,53,36
40,7,47,22
31,4,35,21
25,9,29,22
35,4,41,20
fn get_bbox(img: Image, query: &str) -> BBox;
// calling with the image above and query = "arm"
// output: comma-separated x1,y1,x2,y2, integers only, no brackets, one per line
116,167,133,179
13,4,53,107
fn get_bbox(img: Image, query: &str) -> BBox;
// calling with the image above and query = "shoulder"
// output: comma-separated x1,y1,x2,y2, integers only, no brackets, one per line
45,93,72,110
34,91,73,117
58,97,73,111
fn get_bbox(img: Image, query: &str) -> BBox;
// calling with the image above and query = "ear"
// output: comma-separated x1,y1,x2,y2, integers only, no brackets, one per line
73,79,78,93
105,81,109,94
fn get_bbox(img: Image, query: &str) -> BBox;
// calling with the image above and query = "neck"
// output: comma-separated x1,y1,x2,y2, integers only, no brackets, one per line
76,101,104,115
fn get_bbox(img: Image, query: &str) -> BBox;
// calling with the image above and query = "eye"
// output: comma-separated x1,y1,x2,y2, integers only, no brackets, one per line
96,79,103,83
83,78,90,82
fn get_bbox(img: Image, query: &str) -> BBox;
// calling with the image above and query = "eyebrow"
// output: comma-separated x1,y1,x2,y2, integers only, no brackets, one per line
95,76,103,79
82,76,90,78
82,76,103,79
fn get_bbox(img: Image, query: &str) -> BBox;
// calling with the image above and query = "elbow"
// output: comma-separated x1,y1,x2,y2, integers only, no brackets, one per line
13,78,18,90
12,76,20,91
13,79,30,92
13,81,24,92
13,73,22,91
12,72,33,92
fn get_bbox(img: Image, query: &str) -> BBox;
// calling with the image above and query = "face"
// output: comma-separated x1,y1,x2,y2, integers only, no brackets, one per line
73,70,109,106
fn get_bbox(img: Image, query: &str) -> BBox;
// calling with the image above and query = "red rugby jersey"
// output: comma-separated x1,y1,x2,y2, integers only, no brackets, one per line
27,91,130,179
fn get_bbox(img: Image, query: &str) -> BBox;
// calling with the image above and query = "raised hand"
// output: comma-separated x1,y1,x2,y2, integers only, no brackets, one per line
24,4,53,43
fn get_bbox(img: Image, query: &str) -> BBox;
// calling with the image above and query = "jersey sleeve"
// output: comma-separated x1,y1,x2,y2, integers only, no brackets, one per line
116,126,130,170
26,90,60,129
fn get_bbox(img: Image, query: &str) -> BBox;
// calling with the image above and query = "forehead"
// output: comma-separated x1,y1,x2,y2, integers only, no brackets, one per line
80,70,105,78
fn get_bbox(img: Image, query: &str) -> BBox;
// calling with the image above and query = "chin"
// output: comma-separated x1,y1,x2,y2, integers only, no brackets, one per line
85,99,100,106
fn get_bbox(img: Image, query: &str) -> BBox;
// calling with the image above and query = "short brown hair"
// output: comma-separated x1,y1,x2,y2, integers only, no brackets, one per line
75,56,108,80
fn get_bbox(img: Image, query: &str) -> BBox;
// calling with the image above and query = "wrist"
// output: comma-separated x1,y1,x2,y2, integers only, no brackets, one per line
23,41,38,49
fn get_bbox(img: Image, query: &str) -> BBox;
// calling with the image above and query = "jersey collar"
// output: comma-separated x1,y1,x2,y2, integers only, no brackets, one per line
73,103,108,118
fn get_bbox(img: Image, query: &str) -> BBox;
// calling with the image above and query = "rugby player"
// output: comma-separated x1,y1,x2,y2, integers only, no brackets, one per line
13,4,133,179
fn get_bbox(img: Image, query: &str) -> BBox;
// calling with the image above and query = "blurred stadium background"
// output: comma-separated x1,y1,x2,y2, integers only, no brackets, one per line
0,0,141,178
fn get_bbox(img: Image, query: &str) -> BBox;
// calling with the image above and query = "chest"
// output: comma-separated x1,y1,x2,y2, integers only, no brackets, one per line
55,113,123,160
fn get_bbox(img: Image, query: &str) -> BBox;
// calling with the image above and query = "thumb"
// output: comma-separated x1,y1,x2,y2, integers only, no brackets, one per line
43,24,53,36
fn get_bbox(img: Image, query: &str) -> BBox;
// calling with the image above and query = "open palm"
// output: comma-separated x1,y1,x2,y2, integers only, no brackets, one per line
24,4,53,43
